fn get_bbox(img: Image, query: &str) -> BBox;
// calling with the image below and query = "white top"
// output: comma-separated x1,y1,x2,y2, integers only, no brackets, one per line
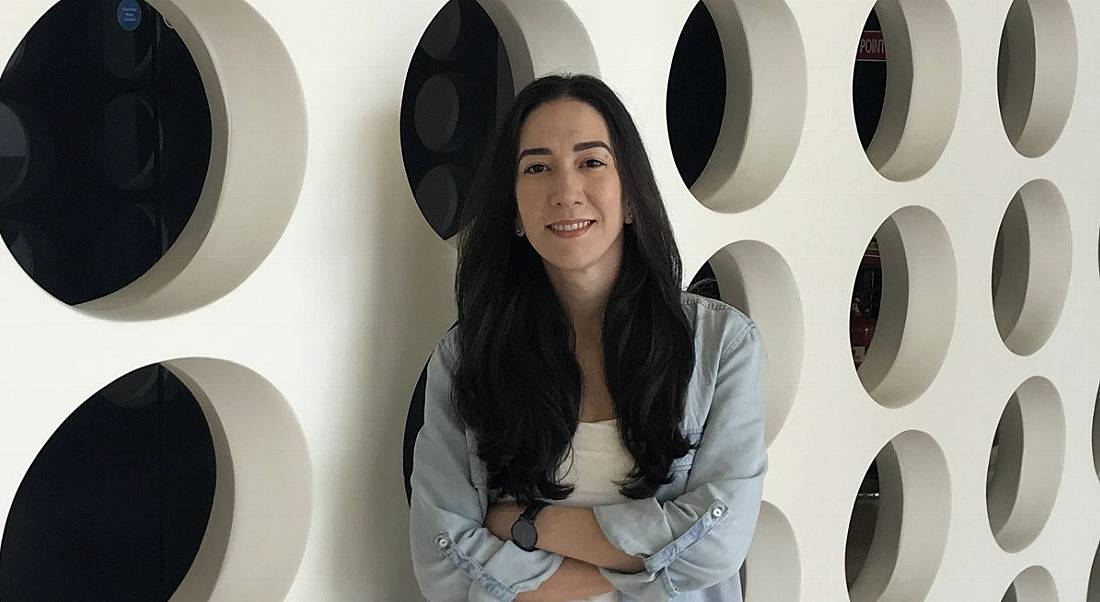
557,419,633,602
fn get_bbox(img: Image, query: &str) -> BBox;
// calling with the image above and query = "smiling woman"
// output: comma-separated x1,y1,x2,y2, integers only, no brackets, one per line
408,74,767,602
515,102,626,297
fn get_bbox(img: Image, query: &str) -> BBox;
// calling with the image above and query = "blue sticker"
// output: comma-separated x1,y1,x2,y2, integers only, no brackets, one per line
117,0,142,32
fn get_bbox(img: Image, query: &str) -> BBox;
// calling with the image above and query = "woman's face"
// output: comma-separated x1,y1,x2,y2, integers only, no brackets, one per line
514,98,626,279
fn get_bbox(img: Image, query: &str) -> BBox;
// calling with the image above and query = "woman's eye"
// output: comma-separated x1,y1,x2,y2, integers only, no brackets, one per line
583,158,605,168
523,164,547,174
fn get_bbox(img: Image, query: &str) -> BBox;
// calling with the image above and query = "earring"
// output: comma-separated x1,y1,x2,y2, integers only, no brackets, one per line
625,213,634,225
515,226,525,237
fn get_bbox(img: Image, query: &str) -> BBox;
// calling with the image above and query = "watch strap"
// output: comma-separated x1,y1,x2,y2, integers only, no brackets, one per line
520,500,549,522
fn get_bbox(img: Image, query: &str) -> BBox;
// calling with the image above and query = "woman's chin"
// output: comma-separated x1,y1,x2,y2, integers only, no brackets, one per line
541,257,586,273
540,252,618,278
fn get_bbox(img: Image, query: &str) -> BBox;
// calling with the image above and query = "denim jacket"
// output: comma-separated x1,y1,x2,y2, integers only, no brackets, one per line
409,292,768,601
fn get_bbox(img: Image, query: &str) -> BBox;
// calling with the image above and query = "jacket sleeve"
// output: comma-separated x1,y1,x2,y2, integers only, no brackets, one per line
409,336,566,601
591,321,768,600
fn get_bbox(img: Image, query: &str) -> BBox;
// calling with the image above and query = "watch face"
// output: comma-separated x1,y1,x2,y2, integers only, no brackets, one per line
512,519,537,549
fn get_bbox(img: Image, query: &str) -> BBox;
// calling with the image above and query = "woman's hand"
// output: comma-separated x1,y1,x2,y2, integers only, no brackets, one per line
485,501,523,541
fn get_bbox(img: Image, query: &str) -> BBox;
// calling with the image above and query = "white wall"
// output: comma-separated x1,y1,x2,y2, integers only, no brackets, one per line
1,0,1097,599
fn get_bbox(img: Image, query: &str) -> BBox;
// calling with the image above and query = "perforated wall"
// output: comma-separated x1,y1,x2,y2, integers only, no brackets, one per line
1,0,1097,600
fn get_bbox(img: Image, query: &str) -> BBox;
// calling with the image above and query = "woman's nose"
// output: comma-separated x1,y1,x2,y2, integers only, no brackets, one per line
551,170,584,206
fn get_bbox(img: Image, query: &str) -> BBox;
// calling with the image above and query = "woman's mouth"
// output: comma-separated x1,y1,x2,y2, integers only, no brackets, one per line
547,220,594,238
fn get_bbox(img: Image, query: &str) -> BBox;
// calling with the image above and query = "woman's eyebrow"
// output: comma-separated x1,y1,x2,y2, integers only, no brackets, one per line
573,140,611,153
517,140,611,162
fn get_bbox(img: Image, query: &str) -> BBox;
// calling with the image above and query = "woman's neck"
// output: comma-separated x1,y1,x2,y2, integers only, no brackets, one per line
543,259,619,344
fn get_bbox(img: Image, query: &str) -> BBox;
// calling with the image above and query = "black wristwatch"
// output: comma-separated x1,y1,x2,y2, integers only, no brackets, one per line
511,500,549,552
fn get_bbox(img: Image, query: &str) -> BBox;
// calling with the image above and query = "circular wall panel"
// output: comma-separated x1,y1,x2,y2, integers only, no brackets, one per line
0,364,215,599
845,430,951,602
666,2,724,192
668,0,806,213
991,180,1072,356
997,0,1078,157
854,207,957,408
853,0,961,181
0,0,211,306
4,0,311,319
985,377,1065,552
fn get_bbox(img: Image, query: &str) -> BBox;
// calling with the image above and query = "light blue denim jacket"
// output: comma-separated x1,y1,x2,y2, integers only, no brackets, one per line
409,292,768,601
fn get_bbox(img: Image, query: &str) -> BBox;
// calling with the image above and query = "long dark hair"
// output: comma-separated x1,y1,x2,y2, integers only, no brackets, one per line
452,74,696,504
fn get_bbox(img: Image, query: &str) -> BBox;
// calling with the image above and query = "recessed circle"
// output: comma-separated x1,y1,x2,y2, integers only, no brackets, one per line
666,2,724,191
402,0,514,240
743,502,800,601
985,377,1065,552
0,100,56,210
852,0,961,180
667,0,807,212
1001,565,1058,601
845,430,951,601
0,0,211,305
414,164,466,237
0,101,30,200
1,0,308,319
92,93,160,190
853,207,957,407
420,0,468,61
688,241,804,445
0,364,216,599
997,0,1078,157
991,180,1072,356
414,72,473,153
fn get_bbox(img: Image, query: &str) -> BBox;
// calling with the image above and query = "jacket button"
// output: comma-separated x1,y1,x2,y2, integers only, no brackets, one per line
712,507,724,518
436,535,450,549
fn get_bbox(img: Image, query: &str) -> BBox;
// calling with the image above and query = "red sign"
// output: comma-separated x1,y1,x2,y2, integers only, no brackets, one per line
857,31,886,61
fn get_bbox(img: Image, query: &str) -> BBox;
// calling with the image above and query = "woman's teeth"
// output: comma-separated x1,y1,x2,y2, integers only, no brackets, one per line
549,221,592,232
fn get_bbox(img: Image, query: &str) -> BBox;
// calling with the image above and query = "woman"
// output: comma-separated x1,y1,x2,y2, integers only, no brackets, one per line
409,74,767,602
